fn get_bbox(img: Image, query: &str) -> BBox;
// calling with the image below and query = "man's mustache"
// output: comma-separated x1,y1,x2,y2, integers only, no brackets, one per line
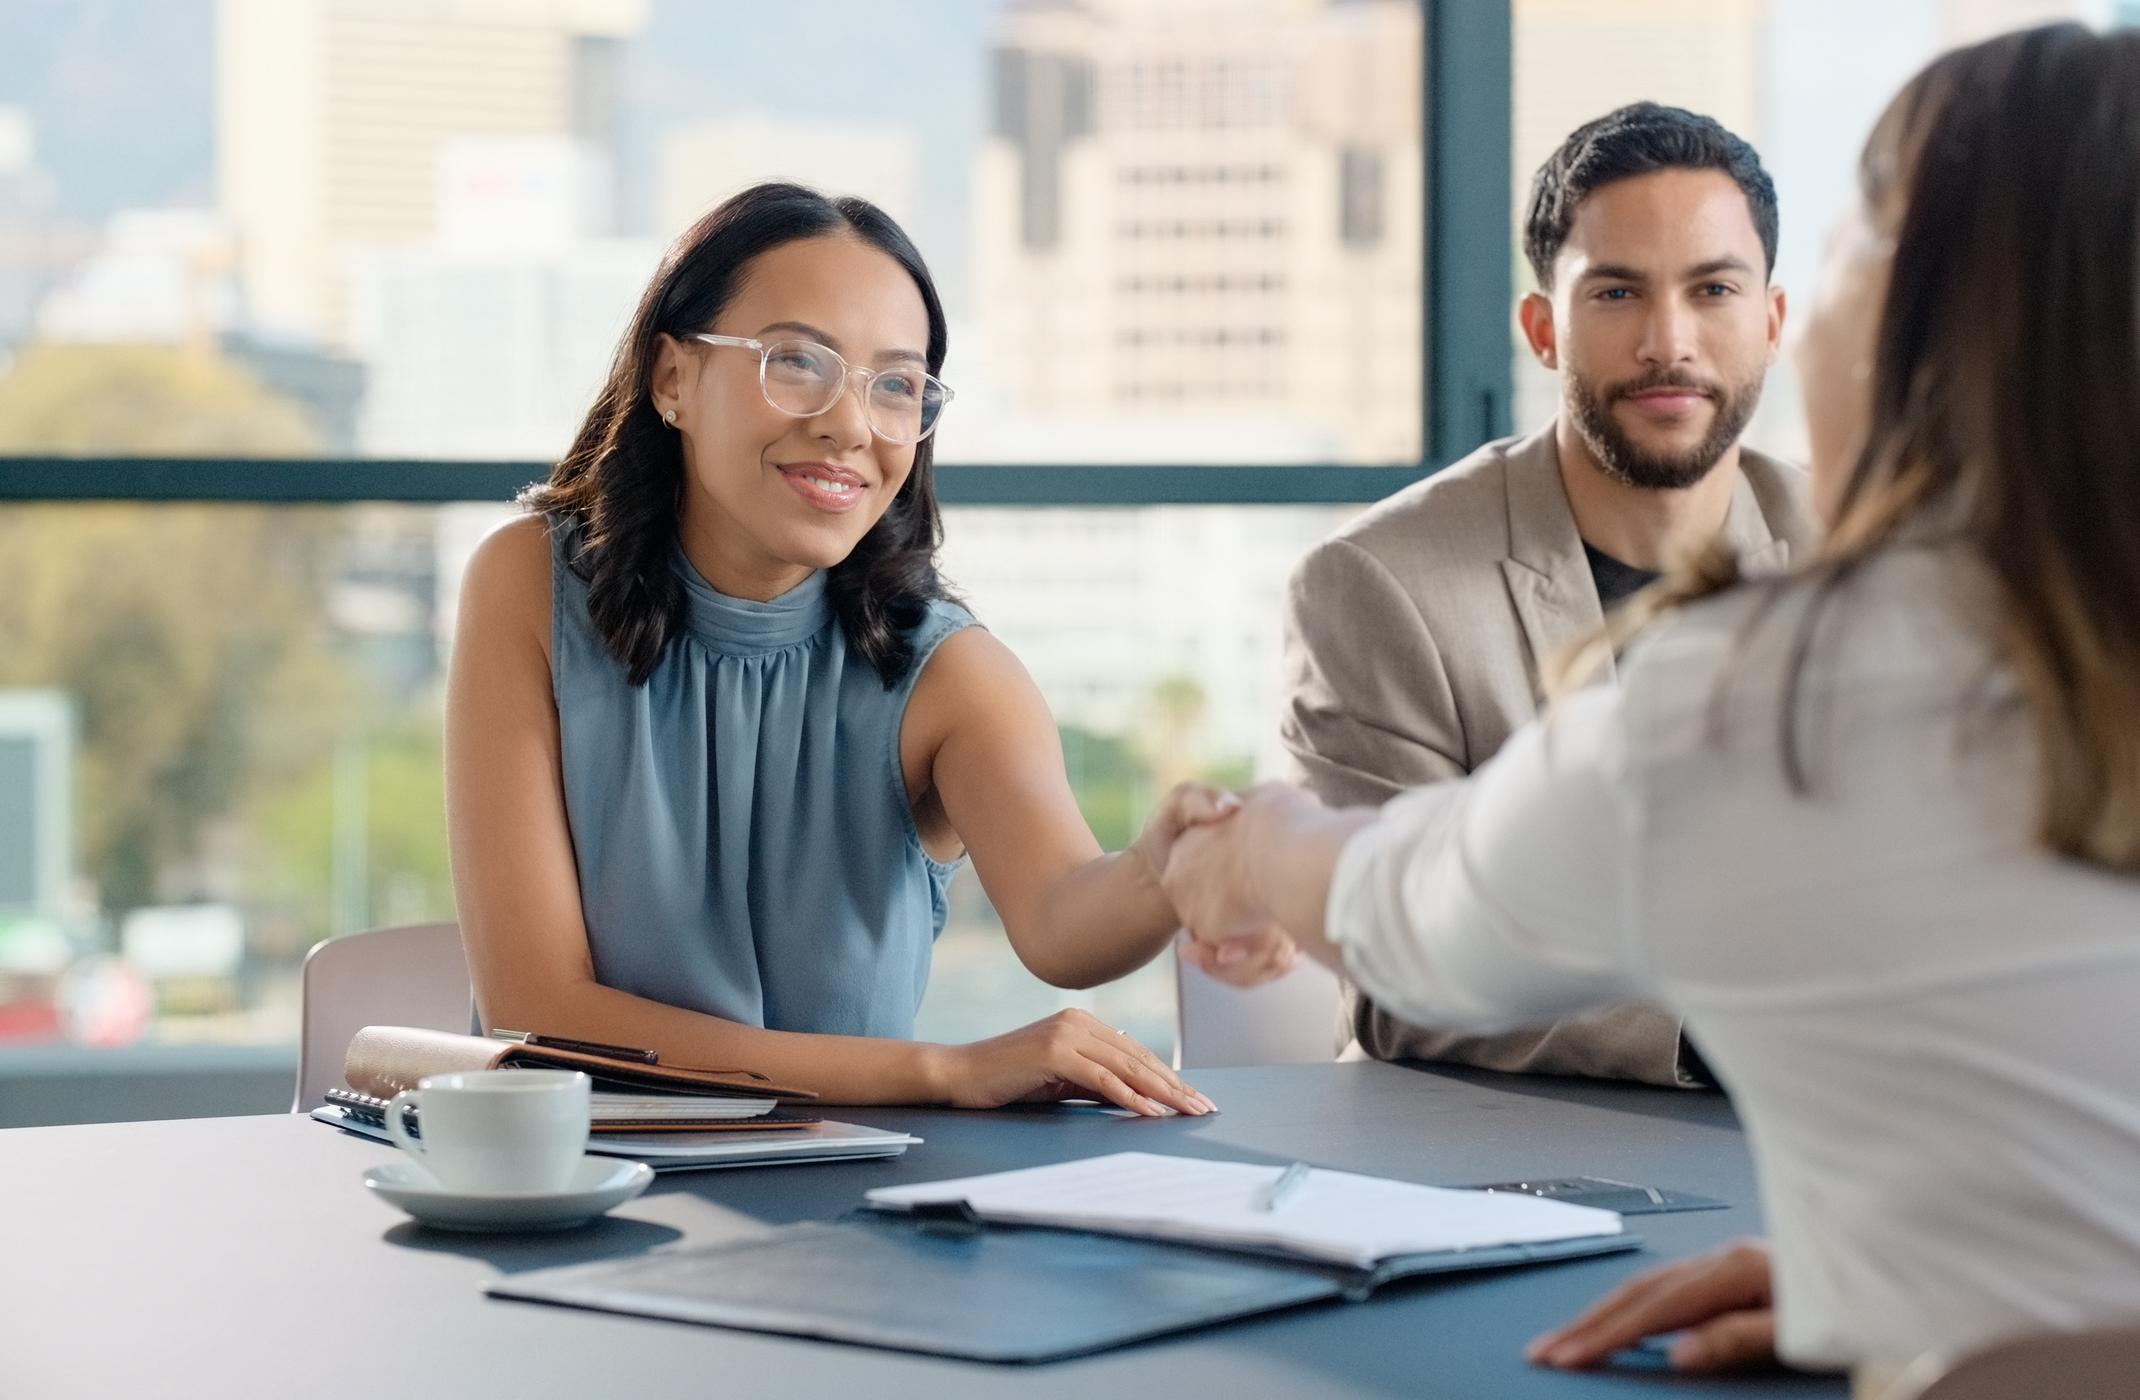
1608,371,1723,402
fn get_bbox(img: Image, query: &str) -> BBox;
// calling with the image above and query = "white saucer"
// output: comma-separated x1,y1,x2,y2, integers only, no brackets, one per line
364,1155,654,1232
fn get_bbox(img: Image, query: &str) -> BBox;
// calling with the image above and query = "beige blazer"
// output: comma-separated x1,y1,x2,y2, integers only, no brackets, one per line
1281,421,1822,1085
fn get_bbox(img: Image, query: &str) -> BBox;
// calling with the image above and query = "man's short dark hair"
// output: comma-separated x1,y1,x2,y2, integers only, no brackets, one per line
1524,101,1779,289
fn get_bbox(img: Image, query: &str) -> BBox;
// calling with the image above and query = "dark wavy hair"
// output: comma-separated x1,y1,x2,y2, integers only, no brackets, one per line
521,182,956,688
1525,101,1779,289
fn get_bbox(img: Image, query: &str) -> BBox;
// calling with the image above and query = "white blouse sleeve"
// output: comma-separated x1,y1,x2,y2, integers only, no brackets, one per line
1323,682,1648,1032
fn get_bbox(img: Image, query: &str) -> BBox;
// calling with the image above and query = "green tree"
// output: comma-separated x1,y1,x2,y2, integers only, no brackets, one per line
243,719,452,955
0,344,319,455
1058,724,1147,852
0,344,357,921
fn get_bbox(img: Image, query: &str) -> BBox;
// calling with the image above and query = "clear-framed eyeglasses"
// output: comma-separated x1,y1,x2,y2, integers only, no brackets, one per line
692,333,953,445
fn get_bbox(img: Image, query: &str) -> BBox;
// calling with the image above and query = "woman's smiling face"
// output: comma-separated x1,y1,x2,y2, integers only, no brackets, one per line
652,233,934,600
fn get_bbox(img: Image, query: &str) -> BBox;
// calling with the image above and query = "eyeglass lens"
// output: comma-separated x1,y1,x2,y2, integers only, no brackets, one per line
760,339,946,443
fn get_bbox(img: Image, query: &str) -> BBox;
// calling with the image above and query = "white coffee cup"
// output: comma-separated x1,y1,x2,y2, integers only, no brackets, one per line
384,1069,590,1195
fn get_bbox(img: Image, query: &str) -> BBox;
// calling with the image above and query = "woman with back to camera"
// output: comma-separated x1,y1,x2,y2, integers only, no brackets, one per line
1159,22,2140,1389
446,183,1259,1117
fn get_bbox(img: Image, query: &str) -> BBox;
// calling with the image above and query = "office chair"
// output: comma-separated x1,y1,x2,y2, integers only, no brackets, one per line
291,921,472,1112
1173,934,1344,1069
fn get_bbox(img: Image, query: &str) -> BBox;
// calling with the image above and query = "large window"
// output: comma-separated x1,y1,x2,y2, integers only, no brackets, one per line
1,0,1471,1118
2,0,1427,469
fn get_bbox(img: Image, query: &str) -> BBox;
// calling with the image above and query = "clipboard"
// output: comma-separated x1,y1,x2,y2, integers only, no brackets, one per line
488,1209,1640,1363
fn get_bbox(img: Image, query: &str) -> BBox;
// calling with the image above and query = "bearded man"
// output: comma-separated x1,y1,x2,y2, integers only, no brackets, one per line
1279,102,1819,1087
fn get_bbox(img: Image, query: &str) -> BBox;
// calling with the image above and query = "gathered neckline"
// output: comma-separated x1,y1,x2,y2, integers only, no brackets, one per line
669,539,836,655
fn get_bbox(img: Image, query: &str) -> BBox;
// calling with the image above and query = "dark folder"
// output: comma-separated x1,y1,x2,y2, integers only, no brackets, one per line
487,1211,1640,1364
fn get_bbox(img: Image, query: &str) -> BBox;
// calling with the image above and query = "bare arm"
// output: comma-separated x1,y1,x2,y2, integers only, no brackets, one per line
905,627,1188,991
447,518,1207,1113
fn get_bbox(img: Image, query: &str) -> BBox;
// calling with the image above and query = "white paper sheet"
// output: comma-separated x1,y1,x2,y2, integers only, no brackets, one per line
866,1151,1622,1269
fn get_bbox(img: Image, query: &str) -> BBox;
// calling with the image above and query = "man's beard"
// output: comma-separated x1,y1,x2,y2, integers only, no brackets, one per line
1565,365,1764,490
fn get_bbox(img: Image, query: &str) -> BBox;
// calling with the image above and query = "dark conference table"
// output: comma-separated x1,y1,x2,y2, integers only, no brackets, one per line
4,1062,1846,1399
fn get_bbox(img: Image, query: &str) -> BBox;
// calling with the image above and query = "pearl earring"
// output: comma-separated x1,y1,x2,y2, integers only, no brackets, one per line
663,408,677,427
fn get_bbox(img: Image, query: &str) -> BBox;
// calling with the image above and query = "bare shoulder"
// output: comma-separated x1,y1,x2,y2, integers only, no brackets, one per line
460,512,555,650
918,622,1025,686
903,624,1049,765
911,623,1040,722
465,511,552,595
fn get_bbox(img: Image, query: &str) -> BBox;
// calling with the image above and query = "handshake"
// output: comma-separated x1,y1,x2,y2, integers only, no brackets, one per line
1131,780,1378,988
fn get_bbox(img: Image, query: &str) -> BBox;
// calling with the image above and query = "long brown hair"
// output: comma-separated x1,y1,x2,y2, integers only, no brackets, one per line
1557,23,2140,871
521,183,956,687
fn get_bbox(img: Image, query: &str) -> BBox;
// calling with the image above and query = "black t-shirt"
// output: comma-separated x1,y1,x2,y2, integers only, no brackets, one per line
1582,541,1661,608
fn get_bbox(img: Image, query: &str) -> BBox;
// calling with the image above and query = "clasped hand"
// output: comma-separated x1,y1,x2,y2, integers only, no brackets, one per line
1138,780,1326,988
1145,784,1784,1376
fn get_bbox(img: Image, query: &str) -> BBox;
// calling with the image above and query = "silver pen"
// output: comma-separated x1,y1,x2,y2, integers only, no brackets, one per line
1256,1161,1312,1212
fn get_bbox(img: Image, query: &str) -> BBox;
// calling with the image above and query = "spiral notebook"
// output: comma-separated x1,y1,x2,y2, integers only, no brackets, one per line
312,1103,921,1171
322,1085,819,1134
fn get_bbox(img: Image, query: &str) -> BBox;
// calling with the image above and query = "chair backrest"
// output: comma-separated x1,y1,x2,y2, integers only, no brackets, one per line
292,921,472,1112
1882,1323,2140,1400
1173,936,1343,1069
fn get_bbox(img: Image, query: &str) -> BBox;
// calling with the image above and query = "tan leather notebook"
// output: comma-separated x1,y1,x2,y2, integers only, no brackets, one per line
342,1025,818,1103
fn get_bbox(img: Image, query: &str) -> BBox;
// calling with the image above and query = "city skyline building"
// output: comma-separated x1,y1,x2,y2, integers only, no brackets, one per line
347,135,658,461
655,114,925,248
972,0,1424,468
0,106,91,352
214,0,645,347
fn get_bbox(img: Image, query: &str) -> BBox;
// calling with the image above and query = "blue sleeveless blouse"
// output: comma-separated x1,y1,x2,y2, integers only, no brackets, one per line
549,519,973,1038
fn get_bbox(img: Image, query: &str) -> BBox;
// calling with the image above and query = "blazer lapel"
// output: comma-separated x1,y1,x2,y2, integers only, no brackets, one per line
1499,426,1613,687
1720,466,1790,574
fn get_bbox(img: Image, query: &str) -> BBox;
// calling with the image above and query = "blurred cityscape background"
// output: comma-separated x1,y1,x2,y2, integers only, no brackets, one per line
1,0,2132,1088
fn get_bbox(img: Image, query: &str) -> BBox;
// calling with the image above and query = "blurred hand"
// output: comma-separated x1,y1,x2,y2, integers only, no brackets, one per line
939,1008,1216,1117
1160,783,1330,987
1130,781,1242,886
1526,1238,1777,1373
1177,926,1299,988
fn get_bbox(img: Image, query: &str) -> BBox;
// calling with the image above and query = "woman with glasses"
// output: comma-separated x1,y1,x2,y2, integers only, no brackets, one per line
445,183,1221,1117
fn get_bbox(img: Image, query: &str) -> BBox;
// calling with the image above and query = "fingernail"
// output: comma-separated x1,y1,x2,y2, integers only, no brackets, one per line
1523,1338,1550,1363
1197,1094,1219,1112
1141,1097,1167,1116
1668,1336,1707,1370
1217,943,1247,965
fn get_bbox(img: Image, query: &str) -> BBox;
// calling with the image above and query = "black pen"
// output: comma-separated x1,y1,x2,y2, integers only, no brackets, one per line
491,1028,660,1064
